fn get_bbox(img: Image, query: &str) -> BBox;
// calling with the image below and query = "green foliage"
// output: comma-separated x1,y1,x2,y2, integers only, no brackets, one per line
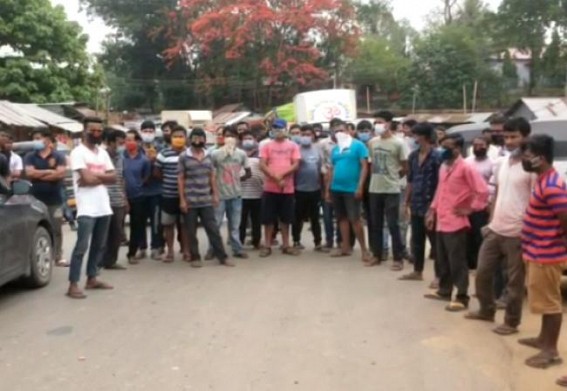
501,50,519,89
0,0,99,103
540,30,566,88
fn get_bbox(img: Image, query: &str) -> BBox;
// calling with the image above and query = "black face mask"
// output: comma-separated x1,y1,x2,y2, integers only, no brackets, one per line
191,142,205,149
87,133,102,145
522,157,541,173
473,148,487,158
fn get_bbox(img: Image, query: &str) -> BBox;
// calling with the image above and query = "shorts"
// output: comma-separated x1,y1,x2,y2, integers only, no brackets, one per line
261,192,294,225
526,262,566,315
161,197,183,226
331,191,361,222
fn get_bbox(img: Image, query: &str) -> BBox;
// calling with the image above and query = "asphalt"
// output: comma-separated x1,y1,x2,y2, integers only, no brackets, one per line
0,227,566,391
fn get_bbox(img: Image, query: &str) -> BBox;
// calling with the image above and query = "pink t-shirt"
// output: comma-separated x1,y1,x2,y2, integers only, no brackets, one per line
260,140,301,194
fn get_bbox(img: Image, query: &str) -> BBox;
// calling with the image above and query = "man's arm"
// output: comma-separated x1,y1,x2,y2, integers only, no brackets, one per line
259,158,277,180
325,166,334,202
178,157,188,212
355,159,368,199
240,154,252,181
461,165,489,214
41,164,66,182
210,169,219,207
280,159,300,178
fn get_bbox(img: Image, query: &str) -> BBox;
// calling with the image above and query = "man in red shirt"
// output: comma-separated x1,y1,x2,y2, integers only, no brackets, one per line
518,135,567,375
425,133,489,312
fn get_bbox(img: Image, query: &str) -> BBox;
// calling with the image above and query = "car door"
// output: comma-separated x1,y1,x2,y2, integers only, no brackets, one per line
0,199,35,279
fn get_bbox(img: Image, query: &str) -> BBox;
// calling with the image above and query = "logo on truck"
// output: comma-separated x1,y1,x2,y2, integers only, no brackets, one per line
310,101,353,122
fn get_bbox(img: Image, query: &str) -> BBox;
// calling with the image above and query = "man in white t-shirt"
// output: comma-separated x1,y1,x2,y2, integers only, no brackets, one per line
67,117,117,299
4,135,23,180
466,118,536,335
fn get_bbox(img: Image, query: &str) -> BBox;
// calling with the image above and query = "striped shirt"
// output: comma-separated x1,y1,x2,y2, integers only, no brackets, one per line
156,147,183,199
522,168,567,264
178,148,213,208
107,152,126,207
241,154,264,199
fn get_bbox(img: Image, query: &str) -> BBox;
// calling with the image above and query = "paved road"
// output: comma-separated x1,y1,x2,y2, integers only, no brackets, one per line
0,227,565,391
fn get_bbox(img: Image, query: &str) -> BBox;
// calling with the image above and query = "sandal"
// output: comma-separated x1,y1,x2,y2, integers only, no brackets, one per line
493,324,519,336
85,281,114,290
56,260,70,267
163,254,175,264
330,249,351,258
390,261,404,271
525,352,563,369
282,247,300,256
424,292,451,302
399,272,423,281
364,257,381,267
464,311,495,322
445,301,468,312
259,247,272,258
518,337,543,350
66,290,87,299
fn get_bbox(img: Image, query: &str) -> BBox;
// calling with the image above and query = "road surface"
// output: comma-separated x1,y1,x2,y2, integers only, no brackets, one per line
0,227,565,391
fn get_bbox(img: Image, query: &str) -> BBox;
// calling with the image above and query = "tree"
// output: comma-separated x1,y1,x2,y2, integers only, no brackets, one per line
496,0,561,94
163,0,359,107
501,50,519,89
540,29,566,88
0,0,100,103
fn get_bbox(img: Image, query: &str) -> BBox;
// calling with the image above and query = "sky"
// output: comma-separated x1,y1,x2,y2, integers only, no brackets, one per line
51,0,502,54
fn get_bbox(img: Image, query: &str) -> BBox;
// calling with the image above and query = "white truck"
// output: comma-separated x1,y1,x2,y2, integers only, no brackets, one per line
293,89,357,124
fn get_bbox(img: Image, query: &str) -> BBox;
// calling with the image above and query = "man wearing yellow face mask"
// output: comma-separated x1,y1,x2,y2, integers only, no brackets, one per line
155,125,191,263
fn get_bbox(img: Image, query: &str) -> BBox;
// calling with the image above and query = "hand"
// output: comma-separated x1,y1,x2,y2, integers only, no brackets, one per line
278,179,286,189
425,211,435,231
324,191,332,204
354,188,363,201
454,207,473,217
212,194,220,208
481,225,490,238
403,203,411,221
273,174,282,182
180,200,188,214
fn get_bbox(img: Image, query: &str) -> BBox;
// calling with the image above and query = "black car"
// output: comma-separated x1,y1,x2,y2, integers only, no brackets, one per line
0,180,54,288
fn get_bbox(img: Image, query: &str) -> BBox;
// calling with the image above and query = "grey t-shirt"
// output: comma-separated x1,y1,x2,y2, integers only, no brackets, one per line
368,136,408,194
295,146,322,192
210,148,249,200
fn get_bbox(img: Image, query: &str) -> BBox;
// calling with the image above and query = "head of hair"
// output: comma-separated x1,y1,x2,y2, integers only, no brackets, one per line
161,120,178,131
239,129,254,140
140,120,156,130
300,124,314,132
412,122,435,141
356,120,373,131
481,128,492,135
171,125,187,137
289,124,301,131
126,129,142,142
435,125,447,133
222,125,237,137
503,117,531,137
30,128,49,139
83,116,103,128
250,122,266,138
490,115,507,126
236,121,249,129
373,110,394,123
312,123,323,131
190,127,206,139
403,119,417,128
103,128,126,143
521,134,554,165
440,133,465,149
329,118,343,128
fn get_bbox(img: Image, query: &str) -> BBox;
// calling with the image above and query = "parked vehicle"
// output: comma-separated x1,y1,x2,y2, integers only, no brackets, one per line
0,180,54,288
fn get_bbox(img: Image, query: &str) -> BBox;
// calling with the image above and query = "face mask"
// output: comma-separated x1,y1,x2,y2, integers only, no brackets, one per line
191,141,205,149
171,137,186,149
33,140,45,151
216,135,225,145
409,138,419,151
125,141,138,153
374,124,385,136
522,157,542,173
242,140,257,150
299,136,312,147
439,147,454,162
142,134,155,144
117,146,126,154
473,148,488,158
358,133,371,143
291,135,302,144
270,129,285,139
336,132,352,150
87,133,102,145
72,138,81,147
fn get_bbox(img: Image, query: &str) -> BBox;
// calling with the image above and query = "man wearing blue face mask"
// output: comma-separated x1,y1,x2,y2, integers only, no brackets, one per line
289,124,302,144
24,128,68,267
292,124,324,251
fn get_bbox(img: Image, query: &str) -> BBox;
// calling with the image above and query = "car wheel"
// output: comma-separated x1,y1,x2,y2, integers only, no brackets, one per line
24,227,54,288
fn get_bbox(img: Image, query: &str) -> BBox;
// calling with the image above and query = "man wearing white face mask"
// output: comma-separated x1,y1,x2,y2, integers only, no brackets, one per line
139,120,165,260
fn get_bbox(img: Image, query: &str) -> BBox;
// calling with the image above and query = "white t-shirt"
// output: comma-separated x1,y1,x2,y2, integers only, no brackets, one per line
9,153,23,174
71,144,114,218
488,156,536,237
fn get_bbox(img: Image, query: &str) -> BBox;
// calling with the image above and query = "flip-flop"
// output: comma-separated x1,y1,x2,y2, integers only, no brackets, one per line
163,254,175,264
445,301,468,312
330,249,351,258
56,260,70,267
66,291,87,299
424,293,451,302
464,311,495,322
493,324,519,336
390,262,404,271
525,353,563,369
518,337,543,350
85,282,114,290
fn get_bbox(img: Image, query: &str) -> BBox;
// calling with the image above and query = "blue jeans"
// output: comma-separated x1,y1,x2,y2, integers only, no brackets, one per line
323,201,339,246
141,194,164,250
60,186,75,223
211,197,244,255
69,216,111,283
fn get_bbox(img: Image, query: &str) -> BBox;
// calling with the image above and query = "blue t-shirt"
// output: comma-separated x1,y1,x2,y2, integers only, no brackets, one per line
123,152,151,200
330,139,368,193
295,146,322,192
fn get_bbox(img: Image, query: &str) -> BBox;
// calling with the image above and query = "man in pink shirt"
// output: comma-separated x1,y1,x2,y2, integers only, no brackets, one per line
466,118,535,335
259,119,301,257
425,133,489,312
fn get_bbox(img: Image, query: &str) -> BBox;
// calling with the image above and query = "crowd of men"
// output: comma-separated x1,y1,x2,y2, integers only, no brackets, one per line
1,110,567,387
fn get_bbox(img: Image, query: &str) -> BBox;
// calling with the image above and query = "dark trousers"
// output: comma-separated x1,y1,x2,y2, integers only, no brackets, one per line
240,198,262,247
437,230,469,304
475,229,525,327
410,214,438,273
292,190,322,245
128,197,147,258
46,205,63,261
467,210,489,270
69,216,111,283
322,200,353,247
369,193,405,261
103,206,125,267
185,206,227,261
141,194,164,250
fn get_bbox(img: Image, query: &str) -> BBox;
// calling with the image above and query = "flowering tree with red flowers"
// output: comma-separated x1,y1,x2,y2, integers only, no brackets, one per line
163,0,359,104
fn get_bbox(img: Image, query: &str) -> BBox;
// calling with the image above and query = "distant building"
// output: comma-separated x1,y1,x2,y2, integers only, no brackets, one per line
489,49,532,89
506,98,567,121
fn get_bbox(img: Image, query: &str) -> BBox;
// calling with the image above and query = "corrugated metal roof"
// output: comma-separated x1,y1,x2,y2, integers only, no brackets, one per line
213,111,251,125
15,104,83,133
405,112,494,125
0,101,45,127
519,98,567,119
